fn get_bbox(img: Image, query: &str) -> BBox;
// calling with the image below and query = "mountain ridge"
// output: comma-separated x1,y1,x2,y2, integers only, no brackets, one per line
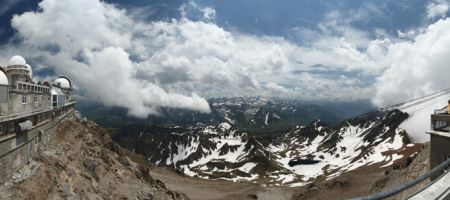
113,108,418,187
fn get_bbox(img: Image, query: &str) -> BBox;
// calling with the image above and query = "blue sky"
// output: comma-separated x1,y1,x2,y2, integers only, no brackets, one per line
0,0,450,117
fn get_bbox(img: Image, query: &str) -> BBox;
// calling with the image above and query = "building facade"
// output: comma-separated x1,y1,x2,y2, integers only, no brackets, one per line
427,102,450,180
0,55,76,182
0,55,75,135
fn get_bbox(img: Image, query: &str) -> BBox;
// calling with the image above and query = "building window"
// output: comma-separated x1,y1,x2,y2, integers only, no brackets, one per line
8,122,14,132
22,95,27,104
52,95,58,107
34,96,38,102
0,125,2,134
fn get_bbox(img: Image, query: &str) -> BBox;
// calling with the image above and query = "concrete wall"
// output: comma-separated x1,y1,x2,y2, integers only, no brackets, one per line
0,85,8,103
0,107,74,183
0,103,7,116
7,92,51,116
430,134,450,180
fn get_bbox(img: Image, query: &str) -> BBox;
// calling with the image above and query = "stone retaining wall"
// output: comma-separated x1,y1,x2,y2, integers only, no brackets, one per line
0,110,74,183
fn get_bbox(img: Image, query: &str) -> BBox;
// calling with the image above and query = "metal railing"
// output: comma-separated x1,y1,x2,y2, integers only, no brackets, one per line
349,157,450,200
10,81,51,94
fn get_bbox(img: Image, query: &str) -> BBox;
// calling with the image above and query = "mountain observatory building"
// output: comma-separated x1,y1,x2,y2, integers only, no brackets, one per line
0,55,75,181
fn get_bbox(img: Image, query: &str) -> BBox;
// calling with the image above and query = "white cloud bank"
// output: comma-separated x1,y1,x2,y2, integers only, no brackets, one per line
5,0,214,117
372,18,450,106
2,0,450,117
0,0,376,117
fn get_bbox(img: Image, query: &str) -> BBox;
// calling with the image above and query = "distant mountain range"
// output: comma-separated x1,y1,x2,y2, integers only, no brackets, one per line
77,97,374,135
112,109,417,186
78,97,421,186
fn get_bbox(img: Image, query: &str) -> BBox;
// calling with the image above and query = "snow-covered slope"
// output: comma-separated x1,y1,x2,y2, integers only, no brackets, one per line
270,110,413,186
114,109,418,187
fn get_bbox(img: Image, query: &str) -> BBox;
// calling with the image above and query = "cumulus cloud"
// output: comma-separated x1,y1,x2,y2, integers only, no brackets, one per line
293,10,385,75
372,18,450,106
6,0,447,118
180,2,216,22
0,0,377,116
286,6,450,108
292,6,450,108
427,0,449,19
4,0,210,117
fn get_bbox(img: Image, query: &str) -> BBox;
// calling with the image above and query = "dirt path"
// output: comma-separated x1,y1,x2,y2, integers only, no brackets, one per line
150,167,299,200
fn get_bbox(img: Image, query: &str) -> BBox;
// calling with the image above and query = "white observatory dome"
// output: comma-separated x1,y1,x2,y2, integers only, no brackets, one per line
54,76,71,89
0,70,8,85
25,64,33,77
8,55,27,67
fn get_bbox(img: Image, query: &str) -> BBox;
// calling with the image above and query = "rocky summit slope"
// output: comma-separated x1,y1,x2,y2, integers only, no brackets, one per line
0,118,188,200
114,109,420,187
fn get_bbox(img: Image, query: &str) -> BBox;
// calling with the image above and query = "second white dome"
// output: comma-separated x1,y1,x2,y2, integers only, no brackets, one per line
54,77,71,89
25,64,33,77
